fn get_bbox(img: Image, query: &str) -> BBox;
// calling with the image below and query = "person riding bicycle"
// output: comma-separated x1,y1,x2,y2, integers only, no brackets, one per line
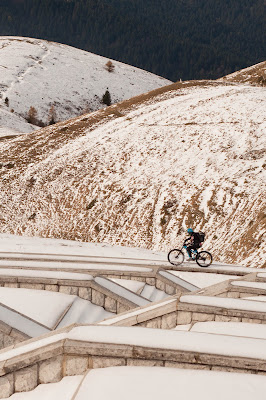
168,229,211,266
185,228,203,260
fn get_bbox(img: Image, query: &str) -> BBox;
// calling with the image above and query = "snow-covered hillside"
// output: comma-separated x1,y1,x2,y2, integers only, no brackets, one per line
0,80,265,267
0,37,171,137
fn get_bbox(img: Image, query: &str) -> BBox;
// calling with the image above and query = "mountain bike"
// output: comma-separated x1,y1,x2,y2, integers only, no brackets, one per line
168,241,212,267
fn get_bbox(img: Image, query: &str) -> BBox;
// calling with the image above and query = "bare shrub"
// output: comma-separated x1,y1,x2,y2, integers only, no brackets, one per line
48,105,57,125
26,106,38,124
105,60,115,72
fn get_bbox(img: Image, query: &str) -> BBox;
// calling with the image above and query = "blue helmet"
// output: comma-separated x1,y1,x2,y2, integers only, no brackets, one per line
187,228,193,234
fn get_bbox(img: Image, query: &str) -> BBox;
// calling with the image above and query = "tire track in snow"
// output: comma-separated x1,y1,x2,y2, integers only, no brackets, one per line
0,42,12,93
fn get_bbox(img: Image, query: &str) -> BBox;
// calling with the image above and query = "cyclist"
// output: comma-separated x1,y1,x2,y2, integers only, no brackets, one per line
185,228,203,260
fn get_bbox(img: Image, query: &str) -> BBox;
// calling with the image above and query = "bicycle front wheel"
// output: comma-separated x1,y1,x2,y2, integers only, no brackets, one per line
196,251,212,267
167,249,184,266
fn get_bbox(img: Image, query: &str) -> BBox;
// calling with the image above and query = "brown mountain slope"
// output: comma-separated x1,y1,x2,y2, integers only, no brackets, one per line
218,61,266,86
0,79,265,268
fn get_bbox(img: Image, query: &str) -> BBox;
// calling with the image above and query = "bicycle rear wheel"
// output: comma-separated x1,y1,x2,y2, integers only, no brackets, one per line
196,251,212,267
167,249,184,266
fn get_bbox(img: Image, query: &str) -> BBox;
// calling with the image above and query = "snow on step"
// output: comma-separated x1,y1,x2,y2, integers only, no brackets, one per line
167,270,237,289
109,278,169,302
181,321,266,340
0,305,49,338
0,287,112,335
0,287,74,330
95,277,150,306
0,252,165,267
3,325,266,363
231,281,266,290
0,268,92,281
6,367,266,400
110,278,146,293
180,295,266,313
140,284,169,302
0,259,152,272
0,234,166,261
74,366,266,400
160,271,199,291
7,375,83,400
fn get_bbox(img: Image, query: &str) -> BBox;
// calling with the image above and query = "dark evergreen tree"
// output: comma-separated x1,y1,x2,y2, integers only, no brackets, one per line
102,89,111,106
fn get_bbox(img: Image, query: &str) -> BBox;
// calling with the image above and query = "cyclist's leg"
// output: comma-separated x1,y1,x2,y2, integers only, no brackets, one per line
186,246,192,258
195,245,200,253
191,245,199,259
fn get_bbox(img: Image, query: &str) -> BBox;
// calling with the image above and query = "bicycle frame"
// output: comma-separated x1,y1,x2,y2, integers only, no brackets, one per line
183,242,199,260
